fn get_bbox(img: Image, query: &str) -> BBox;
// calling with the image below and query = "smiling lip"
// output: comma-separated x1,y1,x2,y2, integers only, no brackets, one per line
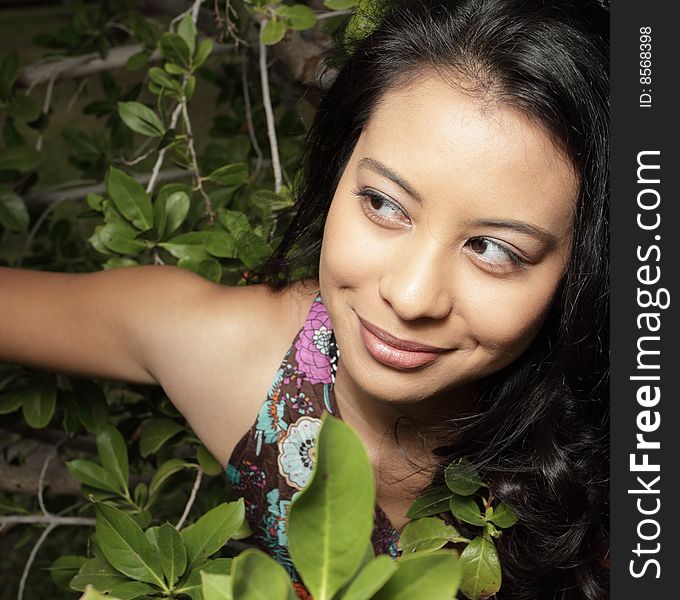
357,316,448,370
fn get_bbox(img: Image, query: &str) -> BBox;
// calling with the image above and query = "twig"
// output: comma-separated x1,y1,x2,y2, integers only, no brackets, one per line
241,56,264,179
37,449,56,517
258,21,282,193
65,78,88,112
175,468,203,530
146,102,184,195
16,197,69,267
181,101,214,222
17,523,56,600
35,75,56,151
148,0,205,196
316,9,353,20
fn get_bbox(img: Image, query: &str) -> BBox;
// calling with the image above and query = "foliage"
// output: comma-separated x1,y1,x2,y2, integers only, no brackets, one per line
0,1,515,599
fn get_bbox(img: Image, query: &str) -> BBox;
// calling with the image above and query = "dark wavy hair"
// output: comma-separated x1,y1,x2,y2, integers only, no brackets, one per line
256,0,609,598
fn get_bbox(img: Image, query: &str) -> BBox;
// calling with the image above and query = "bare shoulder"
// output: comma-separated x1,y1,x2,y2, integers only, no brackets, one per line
146,273,320,467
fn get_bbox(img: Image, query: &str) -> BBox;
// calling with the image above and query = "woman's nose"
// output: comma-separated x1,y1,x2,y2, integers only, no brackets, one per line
378,239,455,322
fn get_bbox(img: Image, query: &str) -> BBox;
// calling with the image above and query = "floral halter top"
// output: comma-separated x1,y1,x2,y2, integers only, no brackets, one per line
225,293,400,595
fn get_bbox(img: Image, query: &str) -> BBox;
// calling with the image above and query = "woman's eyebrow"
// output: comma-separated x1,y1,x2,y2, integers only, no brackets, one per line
467,219,558,248
358,157,424,205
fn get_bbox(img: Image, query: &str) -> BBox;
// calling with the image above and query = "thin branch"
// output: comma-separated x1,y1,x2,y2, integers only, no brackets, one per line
181,101,214,223
16,197,69,267
175,468,203,530
35,75,56,152
18,42,235,89
146,103,184,195
65,78,88,112
241,56,264,179
37,449,56,517
316,9,353,20
17,523,56,600
24,168,191,206
0,515,96,527
259,21,282,193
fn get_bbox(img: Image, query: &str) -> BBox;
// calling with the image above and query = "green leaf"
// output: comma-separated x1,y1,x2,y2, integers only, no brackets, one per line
201,572,233,600
149,459,194,498
194,38,213,69
371,551,461,600
139,418,184,457
180,499,246,571
148,67,181,92
0,190,29,232
399,517,466,554
406,486,453,519
288,415,375,600
86,192,104,211
95,503,165,587
158,241,210,263
459,536,502,600
0,392,22,414
0,145,40,171
125,50,150,71
444,459,483,496
340,555,397,600
8,94,41,122
324,0,358,9
177,13,197,56
20,379,56,428
158,523,187,587
204,231,235,258
161,33,192,68
231,549,295,600
108,581,157,599
134,482,148,508
206,163,248,186
234,231,271,270
99,223,149,255
118,102,165,137
489,502,519,528
96,426,129,496
449,495,486,527
72,382,109,433
49,555,87,591
197,445,223,476
0,52,20,98
103,257,139,270
175,558,232,598
89,226,115,256
69,555,128,592
78,585,120,600
277,5,317,30
66,459,122,494
165,62,185,75
260,19,287,45
154,190,189,239
106,167,153,231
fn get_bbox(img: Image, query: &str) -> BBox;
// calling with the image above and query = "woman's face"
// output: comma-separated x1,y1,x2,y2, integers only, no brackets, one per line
319,74,578,409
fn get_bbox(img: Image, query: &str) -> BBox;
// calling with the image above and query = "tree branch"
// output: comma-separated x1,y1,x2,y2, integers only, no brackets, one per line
175,468,203,530
24,168,191,206
259,22,282,194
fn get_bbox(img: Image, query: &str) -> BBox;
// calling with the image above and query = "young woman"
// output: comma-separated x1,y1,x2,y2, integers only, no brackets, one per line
0,0,609,598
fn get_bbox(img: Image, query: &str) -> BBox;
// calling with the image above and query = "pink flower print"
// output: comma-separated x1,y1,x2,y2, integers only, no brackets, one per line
277,416,322,489
294,300,333,384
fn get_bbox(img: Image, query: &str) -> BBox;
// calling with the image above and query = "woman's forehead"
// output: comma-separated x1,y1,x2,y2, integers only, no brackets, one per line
354,74,578,235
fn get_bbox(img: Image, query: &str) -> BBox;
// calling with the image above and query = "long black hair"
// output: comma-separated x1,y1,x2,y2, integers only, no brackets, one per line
256,1,609,598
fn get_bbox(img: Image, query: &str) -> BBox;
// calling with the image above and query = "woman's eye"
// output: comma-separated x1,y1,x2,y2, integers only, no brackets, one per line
353,188,409,225
467,237,525,270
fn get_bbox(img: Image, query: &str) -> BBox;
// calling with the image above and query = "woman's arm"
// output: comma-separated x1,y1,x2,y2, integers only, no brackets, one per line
0,264,317,463
0,265,216,384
